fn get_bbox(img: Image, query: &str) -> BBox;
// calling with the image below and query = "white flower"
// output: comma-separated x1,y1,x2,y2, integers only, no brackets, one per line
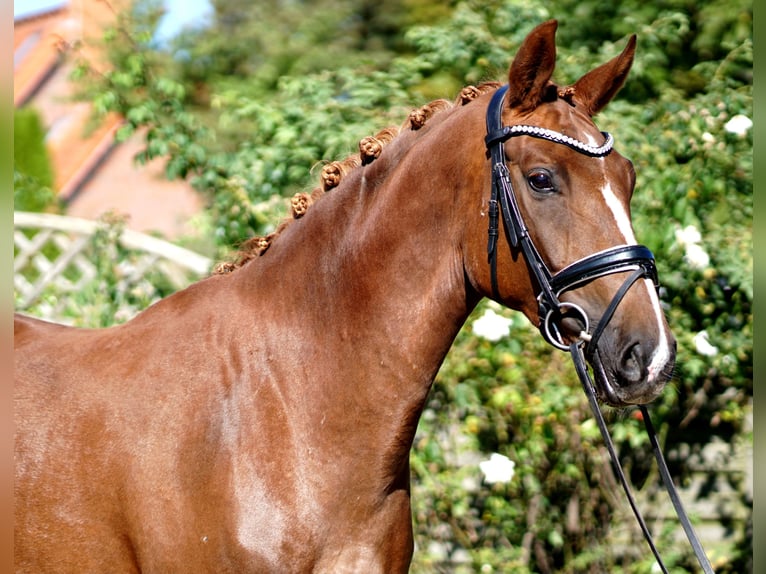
479,453,515,484
701,132,715,144
684,242,710,270
674,225,702,247
724,114,752,136
693,331,718,357
674,225,709,270
472,309,512,342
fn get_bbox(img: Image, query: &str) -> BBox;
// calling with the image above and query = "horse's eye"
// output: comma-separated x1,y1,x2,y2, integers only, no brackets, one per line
527,170,555,193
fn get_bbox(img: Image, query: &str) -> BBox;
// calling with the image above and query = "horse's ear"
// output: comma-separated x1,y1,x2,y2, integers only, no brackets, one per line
568,35,637,116
507,20,558,112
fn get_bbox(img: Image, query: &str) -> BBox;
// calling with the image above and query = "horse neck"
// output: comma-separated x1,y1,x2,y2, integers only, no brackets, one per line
232,105,486,472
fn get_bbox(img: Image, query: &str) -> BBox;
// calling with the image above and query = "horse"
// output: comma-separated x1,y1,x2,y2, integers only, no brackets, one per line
14,20,675,573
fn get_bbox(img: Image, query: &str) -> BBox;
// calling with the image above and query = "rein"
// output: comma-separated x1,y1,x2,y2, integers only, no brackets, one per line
485,84,714,573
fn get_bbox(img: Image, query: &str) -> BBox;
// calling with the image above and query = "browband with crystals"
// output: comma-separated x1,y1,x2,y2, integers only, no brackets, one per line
485,124,614,157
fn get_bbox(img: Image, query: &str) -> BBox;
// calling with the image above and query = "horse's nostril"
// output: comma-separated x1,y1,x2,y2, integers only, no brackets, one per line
618,342,647,386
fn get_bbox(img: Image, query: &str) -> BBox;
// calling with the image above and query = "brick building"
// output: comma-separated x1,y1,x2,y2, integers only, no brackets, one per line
14,0,204,239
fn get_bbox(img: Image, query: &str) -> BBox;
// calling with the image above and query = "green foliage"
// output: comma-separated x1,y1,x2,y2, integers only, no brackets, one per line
170,0,424,92
405,0,552,92
72,1,436,248
14,107,57,212
63,0,751,571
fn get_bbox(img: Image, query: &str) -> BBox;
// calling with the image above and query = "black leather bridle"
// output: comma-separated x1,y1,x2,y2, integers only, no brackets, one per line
485,84,715,574
485,84,658,352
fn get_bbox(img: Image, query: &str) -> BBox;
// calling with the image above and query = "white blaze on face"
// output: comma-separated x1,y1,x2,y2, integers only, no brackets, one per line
599,174,673,383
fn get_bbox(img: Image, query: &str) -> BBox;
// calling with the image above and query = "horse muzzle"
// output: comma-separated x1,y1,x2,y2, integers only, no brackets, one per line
538,245,675,407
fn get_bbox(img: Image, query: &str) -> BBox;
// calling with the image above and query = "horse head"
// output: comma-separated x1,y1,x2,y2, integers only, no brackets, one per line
465,20,675,406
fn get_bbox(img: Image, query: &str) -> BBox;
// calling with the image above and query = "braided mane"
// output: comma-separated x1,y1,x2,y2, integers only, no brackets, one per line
215,82,501,274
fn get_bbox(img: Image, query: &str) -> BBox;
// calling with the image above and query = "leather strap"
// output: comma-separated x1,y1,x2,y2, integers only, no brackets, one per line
550,245,658,296
640,404,716,573
571,343,670,573
573,343,715,574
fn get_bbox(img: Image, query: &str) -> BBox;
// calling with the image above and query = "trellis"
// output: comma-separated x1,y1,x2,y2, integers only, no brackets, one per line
14,211,212,323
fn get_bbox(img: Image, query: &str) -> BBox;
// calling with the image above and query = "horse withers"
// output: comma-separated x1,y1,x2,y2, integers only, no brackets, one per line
15,20,675,573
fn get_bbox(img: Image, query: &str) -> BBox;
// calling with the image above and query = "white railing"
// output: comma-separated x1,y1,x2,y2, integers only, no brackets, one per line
14,211,212,323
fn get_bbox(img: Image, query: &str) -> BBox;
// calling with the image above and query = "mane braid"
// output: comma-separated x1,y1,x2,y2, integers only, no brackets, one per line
214,82,500,274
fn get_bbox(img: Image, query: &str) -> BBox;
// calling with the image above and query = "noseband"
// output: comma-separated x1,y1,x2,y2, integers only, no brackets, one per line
484,85,715,574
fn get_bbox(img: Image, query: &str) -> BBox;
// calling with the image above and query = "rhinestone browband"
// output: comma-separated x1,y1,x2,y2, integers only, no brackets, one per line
489,125,614,157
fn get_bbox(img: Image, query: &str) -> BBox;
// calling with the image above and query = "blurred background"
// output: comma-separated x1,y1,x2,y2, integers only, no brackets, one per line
13,1,752,572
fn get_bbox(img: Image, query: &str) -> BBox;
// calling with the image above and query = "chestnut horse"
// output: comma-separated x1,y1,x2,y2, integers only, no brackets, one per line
15,21,675,573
